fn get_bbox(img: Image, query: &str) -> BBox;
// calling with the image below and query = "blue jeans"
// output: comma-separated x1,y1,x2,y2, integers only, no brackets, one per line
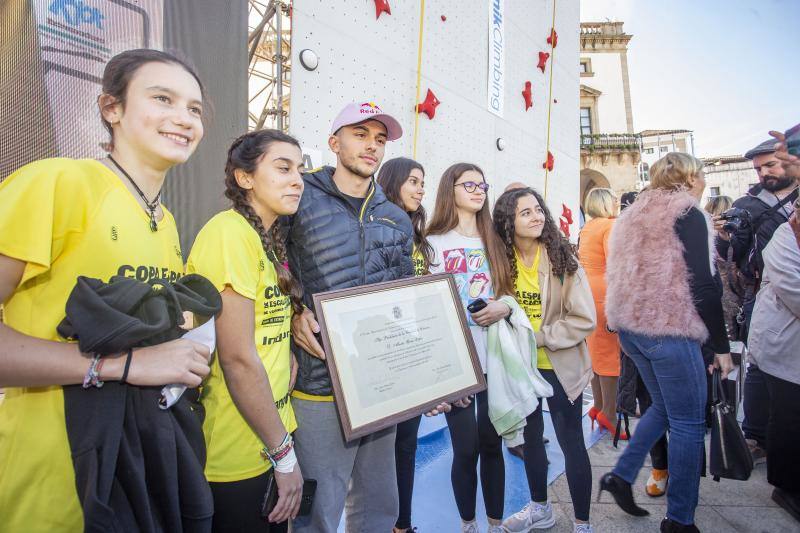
613,330,707,526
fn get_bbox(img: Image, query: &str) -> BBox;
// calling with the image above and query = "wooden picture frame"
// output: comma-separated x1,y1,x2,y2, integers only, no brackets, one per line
312,273,486,441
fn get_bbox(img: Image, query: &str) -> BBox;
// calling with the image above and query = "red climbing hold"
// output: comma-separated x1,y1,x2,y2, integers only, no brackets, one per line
416,89,441,119
542,151,554,171
374,0,391,19
538,52,550,73
561,204,573,225
522,81,533,111
559,217,571,238
547,28,558,48
441,14,446,21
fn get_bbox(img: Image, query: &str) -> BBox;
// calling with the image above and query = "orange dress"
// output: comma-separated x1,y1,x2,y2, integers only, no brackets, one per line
579,217,621,376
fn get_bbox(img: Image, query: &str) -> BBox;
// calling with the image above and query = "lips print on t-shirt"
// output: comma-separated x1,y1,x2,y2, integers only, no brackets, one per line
443,247,493,327
444,248,467,273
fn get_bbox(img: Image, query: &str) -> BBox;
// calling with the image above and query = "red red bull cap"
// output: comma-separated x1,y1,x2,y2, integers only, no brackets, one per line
330,101,403,141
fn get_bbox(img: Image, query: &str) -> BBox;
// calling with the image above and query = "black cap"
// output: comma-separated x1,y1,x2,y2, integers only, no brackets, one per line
744,139,778,160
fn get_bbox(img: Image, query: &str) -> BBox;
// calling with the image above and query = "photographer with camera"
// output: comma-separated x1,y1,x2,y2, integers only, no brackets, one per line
714,138,799,464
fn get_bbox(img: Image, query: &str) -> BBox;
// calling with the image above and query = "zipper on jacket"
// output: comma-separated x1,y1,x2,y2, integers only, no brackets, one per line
358,183,376,284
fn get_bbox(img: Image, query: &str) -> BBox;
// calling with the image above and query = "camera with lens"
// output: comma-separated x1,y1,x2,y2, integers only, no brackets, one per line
719,207,752,233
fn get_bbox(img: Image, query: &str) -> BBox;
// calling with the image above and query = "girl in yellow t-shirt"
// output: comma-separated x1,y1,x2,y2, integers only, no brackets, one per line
186,129,306,532
377,157,437,533
0,50,211,532
492,187,597,533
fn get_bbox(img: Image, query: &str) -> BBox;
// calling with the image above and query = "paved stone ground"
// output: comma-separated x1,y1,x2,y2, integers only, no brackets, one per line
548,418,798,532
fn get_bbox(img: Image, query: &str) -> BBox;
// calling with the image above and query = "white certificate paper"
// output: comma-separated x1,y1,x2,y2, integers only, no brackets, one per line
317,276,483,435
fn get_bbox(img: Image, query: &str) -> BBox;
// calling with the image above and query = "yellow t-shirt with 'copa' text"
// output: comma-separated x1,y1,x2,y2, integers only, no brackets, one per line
0,158,184,532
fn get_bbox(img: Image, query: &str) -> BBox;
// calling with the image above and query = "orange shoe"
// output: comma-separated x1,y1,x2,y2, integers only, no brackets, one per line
596,411,629,440
645,468,668,497
588,406,600,430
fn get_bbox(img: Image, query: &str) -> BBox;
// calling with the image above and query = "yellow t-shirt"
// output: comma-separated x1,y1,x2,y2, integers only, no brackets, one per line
514,247,552,370
0,158,184,532
186,210,296,483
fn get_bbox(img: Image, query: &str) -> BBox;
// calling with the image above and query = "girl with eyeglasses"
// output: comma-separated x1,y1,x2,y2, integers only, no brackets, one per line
427,163,514,533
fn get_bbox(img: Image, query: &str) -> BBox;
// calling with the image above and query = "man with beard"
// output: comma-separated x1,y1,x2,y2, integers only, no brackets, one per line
284,102,415,532
715,137,799,465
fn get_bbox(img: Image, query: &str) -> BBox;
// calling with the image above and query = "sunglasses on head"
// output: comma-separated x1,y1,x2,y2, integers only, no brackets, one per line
454,181,490,193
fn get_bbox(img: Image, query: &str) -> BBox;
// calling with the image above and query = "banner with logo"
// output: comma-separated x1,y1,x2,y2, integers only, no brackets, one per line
1,0,162,178
486,0,504,118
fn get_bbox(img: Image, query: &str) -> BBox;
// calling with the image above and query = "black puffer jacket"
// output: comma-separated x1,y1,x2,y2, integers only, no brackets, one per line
287,166,413,396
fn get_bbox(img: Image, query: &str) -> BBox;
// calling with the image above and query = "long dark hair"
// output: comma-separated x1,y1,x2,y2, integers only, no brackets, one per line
98,49,207,150
377,157,434,272
224,129,303,313
493,187,579,280
428,163,513,296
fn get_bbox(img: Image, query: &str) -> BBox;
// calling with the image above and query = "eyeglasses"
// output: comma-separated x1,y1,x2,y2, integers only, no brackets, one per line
454,181,490,193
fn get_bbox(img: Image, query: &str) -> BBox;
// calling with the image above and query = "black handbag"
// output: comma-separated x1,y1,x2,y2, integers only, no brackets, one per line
709,369,753,481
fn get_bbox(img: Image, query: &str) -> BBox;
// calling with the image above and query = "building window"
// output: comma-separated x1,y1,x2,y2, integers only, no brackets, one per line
644,147,655,154
639,162,650,182
580,107,592,137
579,58,593,77
660,146,669,153
709,186,720,196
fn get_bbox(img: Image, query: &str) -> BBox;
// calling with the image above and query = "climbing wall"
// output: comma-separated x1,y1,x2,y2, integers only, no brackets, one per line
290,0,580,238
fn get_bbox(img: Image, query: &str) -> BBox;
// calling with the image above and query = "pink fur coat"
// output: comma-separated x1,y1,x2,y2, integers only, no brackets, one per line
606,189,714,342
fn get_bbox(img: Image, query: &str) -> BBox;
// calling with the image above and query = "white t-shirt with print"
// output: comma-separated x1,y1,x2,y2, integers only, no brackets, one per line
428,229,494,371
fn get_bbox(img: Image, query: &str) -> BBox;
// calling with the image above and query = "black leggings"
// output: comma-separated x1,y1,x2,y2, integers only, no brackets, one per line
522,370,592,522
395,414,422,529
209,471,287,533
445,388,505,521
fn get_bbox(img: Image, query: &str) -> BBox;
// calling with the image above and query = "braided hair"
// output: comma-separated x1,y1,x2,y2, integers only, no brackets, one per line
493,187,579,281
224,129,304,314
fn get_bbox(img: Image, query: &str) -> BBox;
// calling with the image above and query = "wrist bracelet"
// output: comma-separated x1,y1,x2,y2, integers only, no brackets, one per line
260,433,293,466
120,348,133,384
82,354,104,389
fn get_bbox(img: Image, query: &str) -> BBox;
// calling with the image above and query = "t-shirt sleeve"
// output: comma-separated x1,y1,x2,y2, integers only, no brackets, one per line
675,208,731,354
187,218,260,300
0,159,92,286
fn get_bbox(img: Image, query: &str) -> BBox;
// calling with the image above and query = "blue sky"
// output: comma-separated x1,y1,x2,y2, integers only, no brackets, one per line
580,0,798,157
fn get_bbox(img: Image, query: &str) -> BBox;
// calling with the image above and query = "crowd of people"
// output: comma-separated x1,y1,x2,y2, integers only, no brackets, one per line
0,49,798,533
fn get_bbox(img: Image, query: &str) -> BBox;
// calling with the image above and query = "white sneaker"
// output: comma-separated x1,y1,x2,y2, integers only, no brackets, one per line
573,523,594,533
488,525,504,533
501,501,556,531
461,519,479,533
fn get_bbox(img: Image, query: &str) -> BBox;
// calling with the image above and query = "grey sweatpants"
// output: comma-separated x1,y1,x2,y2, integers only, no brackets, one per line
290,398,399,533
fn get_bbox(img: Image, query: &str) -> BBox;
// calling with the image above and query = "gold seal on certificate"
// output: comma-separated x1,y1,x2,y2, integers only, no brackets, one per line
312,273,486,441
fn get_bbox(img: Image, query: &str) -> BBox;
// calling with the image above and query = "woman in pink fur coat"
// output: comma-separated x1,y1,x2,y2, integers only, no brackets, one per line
597,153,734,533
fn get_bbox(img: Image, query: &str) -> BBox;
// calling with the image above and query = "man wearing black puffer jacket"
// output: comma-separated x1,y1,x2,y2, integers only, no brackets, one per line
287,102,413,533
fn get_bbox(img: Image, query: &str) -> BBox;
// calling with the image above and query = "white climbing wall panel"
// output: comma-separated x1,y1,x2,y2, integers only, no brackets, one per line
290,0,580,235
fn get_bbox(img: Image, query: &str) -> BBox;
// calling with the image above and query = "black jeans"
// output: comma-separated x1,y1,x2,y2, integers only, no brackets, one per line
445,388,505,521
394,415,422,529
764,371,800,493
522,370,592,522
209,471,288,533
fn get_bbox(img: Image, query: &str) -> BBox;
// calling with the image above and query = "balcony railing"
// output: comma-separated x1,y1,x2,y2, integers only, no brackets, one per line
581,133,641,151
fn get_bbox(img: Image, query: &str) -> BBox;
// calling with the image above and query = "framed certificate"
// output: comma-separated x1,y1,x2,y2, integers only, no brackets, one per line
312,273,486,441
